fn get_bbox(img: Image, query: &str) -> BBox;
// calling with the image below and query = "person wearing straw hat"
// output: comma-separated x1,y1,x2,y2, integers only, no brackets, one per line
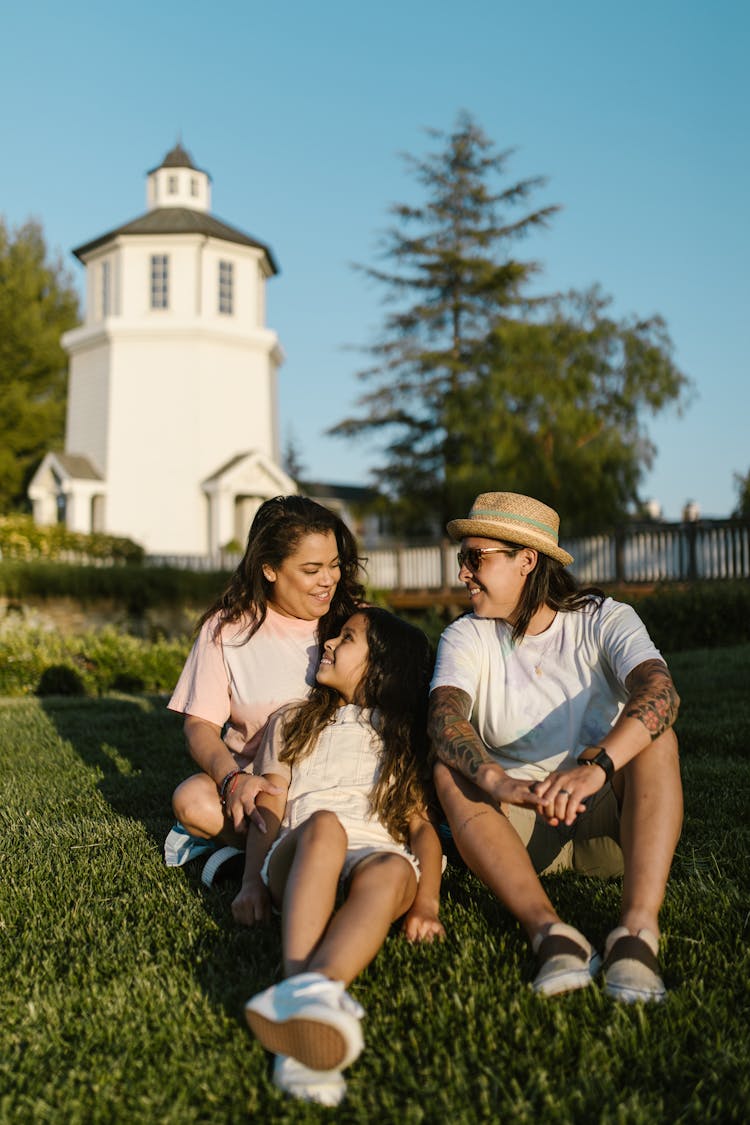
428,492,682,1002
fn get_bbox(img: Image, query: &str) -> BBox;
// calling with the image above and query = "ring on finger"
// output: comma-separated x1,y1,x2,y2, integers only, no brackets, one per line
559,789,571,796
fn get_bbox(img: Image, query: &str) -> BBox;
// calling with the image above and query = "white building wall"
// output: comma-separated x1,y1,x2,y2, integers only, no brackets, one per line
63,337,111,476
97,327,279,553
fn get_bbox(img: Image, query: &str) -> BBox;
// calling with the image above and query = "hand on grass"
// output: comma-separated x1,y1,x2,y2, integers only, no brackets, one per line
402,907,445,943
231,876,271,926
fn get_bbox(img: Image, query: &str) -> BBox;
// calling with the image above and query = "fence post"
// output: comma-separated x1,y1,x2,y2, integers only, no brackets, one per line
686,522,698,581
614,527,626,584
440,540,451,589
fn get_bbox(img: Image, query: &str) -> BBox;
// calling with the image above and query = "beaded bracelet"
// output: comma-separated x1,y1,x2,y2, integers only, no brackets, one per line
219,767,247,809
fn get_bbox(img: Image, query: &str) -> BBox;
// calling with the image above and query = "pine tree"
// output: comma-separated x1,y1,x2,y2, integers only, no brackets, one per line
331,114,689,535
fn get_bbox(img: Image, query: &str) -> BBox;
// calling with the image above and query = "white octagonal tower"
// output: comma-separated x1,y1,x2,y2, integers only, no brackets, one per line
30,143,294,556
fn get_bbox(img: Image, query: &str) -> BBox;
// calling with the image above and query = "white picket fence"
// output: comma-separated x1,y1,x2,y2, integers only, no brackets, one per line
147,520,750,588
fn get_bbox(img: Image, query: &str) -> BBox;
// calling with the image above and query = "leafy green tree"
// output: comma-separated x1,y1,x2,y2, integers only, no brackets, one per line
733,468,750,519
0,219,79,512
331,114,690,535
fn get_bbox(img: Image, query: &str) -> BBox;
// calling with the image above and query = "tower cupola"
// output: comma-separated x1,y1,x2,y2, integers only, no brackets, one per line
146,142,211,212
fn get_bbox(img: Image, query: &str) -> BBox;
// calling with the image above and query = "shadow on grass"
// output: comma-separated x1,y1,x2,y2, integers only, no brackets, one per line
36,692,289,1026
38,691,188,852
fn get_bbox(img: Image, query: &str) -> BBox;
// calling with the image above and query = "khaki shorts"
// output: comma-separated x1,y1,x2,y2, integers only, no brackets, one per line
504,783,624,878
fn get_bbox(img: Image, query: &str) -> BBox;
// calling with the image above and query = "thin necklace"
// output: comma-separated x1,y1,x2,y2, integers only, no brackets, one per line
526,615,557,676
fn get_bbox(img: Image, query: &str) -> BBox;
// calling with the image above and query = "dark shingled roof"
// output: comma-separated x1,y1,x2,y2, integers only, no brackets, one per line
72,208,279,274
147,143,205,175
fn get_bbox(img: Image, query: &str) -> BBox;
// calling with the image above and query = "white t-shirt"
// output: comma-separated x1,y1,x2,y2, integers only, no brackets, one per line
168,606,320,756
430,598,663,781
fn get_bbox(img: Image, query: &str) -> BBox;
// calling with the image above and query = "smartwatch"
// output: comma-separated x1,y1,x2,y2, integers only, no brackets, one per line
577,746,615,784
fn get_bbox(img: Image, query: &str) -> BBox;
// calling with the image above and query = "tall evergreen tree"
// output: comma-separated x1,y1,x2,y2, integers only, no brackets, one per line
0,219,79,512
331,114,689,535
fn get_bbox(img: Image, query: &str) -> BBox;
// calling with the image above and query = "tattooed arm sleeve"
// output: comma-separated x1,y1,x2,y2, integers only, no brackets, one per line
427,685,494,779
623,659,680,739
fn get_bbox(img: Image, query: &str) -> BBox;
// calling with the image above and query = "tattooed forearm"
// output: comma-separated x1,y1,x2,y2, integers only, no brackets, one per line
624,659,680,739
428,686,492,778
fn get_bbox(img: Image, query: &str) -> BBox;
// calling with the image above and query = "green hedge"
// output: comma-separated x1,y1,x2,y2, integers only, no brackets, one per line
0,621,190,698
397,580,750,653
0,561,231,612
0,514,144,563
611,581,750,652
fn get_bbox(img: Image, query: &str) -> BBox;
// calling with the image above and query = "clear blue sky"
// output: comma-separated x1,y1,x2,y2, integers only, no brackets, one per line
3,0,747,520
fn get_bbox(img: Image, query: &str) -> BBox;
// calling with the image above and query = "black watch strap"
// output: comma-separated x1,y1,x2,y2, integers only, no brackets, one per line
577,746,615,783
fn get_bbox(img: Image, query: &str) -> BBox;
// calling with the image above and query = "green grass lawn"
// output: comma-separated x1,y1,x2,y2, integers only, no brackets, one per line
1,646,749,1123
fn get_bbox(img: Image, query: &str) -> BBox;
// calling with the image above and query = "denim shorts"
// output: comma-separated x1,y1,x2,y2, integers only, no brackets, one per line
260,813,422,886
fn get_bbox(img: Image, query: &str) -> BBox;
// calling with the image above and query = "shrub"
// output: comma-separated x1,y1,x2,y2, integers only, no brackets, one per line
36,665,86,696
610,581,750,652
0,561,230,610
395,580,750,653
0,621,190,698
0,514,144,564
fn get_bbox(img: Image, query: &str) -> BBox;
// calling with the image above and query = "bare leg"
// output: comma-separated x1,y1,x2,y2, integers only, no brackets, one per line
435,762,559,940
307,853,417,985
267,811,349,978
171,773,244,846
615,729,683,937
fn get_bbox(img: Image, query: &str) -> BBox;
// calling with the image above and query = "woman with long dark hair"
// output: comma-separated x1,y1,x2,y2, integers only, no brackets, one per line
242,607,444,1105
166,495,365,875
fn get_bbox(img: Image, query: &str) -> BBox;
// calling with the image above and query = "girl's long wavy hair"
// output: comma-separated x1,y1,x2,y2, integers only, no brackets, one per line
498,540,605,643
197,495,366,644
279,607,434,843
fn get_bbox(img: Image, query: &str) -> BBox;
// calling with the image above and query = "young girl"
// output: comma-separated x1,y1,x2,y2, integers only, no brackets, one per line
240,607,445,1106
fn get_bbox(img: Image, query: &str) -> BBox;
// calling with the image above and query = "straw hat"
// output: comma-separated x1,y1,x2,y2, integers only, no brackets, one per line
446,492,574,566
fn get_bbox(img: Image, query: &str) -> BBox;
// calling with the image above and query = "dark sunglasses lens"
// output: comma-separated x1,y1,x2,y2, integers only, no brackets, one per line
458,549,480,570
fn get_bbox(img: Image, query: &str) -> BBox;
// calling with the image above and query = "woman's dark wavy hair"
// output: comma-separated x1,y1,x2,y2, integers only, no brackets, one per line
280,607,434,843
498,540,605,643
197,495,366,642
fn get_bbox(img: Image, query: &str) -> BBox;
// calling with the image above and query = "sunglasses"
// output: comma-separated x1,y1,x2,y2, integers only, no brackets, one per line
457,547,518,571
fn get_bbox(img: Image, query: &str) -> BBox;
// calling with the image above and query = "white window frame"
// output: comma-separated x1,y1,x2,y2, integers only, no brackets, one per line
218,259,234,315
150,254,169,309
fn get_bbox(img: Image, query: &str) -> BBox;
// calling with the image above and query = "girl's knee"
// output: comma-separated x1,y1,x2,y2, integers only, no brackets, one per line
355,853,417,901
300,809,348,847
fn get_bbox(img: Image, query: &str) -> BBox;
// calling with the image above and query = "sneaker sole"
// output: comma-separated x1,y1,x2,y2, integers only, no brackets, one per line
533,954,602,997
245,1009,354,1071
604,980,666,1003
200,846,243,888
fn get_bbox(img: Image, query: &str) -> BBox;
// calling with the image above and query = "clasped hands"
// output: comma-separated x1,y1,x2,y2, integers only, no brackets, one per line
486,764,606,827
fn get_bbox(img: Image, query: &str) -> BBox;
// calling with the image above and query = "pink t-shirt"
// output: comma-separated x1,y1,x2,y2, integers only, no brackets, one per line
168,606,320,756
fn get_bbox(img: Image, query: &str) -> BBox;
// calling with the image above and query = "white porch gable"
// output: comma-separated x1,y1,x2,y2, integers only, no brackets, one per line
202,451,296,554
28,452,107,534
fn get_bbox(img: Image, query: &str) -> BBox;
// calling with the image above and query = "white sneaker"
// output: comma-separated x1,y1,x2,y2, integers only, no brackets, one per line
245,972,365,1071
531,922,601,996
164,823,216,867
200,846,244,887
603,926,666,1003
272,1054,347,1106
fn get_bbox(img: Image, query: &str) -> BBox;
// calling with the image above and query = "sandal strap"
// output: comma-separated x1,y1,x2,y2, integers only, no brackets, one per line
603,934,661,974
536,933,588,965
